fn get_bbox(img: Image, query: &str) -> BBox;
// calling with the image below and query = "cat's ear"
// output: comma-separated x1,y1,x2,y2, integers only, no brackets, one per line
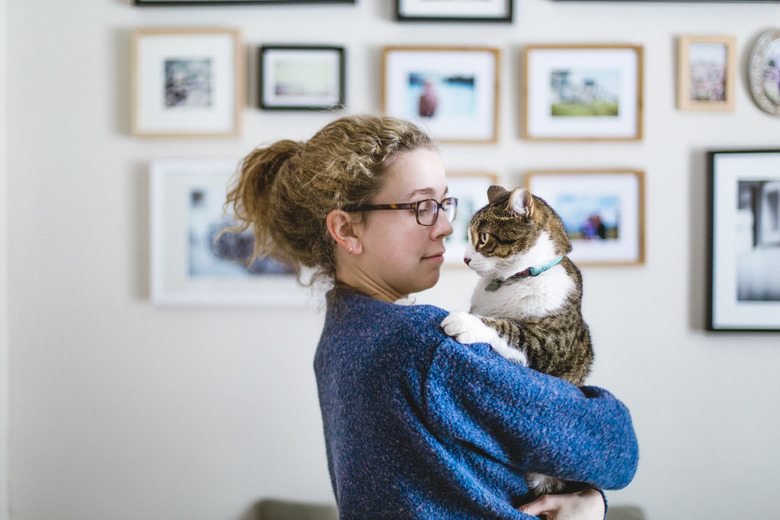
487,185,509,203
508,188,534,217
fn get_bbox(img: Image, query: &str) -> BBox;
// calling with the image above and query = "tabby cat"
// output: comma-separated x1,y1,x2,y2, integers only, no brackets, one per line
441,185,593,498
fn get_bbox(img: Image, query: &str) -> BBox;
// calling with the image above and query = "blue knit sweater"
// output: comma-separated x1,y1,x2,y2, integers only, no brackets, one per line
314,287,638,519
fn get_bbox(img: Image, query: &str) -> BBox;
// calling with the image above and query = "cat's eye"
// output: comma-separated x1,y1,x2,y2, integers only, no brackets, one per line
478,232,490,246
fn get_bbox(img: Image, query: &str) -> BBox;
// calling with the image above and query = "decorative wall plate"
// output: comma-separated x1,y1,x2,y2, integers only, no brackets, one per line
748,29,780,116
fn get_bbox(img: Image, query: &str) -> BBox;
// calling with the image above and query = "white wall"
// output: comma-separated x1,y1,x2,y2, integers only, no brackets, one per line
0,0,8,517
6,1,780,519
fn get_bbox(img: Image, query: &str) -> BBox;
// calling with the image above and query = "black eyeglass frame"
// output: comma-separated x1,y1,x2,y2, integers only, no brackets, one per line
343,197,458,226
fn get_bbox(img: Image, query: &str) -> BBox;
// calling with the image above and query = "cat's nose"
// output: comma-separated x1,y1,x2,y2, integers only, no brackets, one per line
464,257,471,266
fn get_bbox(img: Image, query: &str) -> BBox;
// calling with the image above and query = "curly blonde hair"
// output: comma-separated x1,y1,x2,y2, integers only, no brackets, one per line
224,114,437,283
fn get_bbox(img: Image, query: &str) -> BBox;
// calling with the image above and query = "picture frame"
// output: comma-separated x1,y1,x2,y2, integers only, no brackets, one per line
707,150,780,332
134,0,354,5
522,45,643,141
748,28,780,116
382,46,501,143
444,172,501,266
525,170,645,266
150,159,311,307
259,45,345,110
395,0,513,23
677,35,736,111
131,28,243,138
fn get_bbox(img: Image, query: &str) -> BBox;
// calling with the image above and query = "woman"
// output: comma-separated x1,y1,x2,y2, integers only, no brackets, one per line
225,114,638,519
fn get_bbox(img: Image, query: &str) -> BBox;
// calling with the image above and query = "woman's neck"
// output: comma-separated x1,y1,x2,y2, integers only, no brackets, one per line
334,267,404,303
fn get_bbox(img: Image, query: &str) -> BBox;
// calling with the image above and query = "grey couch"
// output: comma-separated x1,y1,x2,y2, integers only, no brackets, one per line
253,498,646,520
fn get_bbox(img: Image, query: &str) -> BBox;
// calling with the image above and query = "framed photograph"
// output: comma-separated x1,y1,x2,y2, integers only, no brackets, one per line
259,45,345,110
677,35,736,111
135,0,354,5
131,28,242,138
150,159,311,306
522,45,643,141
382,46,500,143
707,150,780,332
395,0,513,23
748,29,780,116
444,172,500,266
525,170,645,266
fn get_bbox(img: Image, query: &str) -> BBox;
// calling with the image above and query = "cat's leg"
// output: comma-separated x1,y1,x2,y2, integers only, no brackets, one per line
441,312,528,365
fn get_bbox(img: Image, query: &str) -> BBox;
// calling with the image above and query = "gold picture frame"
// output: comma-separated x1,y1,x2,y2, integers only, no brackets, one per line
525,169,645,266
382,46,501,143
677,35,736,111
131,28,243,138
522,44,643,141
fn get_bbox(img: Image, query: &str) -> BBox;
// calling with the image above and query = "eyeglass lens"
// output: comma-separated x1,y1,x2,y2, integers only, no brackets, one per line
417,198,457,226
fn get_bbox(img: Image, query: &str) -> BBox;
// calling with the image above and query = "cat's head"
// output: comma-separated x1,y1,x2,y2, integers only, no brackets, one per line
464,186,571,279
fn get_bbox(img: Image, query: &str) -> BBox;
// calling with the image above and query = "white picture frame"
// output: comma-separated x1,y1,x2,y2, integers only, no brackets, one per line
382,46,500,143
523,44,643,141
150,159,311,306
526,170,645,266
132,28,243,137
444,172,500,266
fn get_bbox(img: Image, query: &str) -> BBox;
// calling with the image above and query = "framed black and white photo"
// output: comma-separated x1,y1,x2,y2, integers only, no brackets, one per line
395,0,513,23
526,170,645,266
259,45,345,110
132,28,242,137
748,29,780,116
444,172,500,266
707,150,780,332
678,35,736,111
382,46,500,143
522,44,643,141
150,159,311,306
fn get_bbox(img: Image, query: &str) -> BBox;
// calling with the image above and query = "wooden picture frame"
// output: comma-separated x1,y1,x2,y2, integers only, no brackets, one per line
395,0,513,23
382,46,501,143
707,150,780,332
149,159,312,307
131,28,243,138
259,45,345,110
677,35,736,111
444,172,501,266
748,28,780,116
525,170,645,266
522,44,643,141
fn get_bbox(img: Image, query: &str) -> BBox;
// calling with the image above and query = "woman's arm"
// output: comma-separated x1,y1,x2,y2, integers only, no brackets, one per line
423,337,639,490
520,488,606,520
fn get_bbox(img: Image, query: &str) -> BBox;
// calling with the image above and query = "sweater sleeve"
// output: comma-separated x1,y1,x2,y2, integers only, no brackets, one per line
422,336,639,491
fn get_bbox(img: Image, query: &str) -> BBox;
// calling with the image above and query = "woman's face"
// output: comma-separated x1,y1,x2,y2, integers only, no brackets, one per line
356,148,454,299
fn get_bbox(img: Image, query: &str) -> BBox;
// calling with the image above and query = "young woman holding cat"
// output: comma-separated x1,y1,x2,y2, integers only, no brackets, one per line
225,114,638,519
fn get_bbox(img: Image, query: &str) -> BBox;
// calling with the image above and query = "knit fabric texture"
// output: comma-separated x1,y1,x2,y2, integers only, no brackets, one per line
314,287,639,519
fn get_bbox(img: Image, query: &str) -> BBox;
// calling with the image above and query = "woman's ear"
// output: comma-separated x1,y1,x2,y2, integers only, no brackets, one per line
326,209,363,255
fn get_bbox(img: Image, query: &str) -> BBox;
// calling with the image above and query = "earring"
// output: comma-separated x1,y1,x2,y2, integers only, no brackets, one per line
348,247,353,255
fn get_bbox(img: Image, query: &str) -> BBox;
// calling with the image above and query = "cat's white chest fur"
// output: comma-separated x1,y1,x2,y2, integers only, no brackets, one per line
471,265,574,319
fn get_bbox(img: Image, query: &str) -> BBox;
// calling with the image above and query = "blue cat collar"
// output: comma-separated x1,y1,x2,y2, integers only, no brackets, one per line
484,256,564,291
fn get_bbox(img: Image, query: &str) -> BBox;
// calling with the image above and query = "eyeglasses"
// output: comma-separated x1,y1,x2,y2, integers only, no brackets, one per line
344,197,458,226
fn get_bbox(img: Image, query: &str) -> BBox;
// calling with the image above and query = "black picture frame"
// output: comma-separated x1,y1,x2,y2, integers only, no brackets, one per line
259,45,345,111
395,0,513,23
707,149,780,332
135,0,354,6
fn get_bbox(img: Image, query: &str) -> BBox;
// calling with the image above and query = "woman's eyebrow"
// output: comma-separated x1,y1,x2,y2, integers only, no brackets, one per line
405,186,448,199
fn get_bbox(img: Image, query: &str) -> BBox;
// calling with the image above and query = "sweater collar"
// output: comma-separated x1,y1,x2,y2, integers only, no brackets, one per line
484,256,564,292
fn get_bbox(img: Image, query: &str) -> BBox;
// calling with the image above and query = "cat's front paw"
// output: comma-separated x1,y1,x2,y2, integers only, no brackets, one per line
442,312,495,345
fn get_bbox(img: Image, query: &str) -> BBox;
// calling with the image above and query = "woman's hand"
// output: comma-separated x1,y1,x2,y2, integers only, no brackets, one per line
519,488,605,520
